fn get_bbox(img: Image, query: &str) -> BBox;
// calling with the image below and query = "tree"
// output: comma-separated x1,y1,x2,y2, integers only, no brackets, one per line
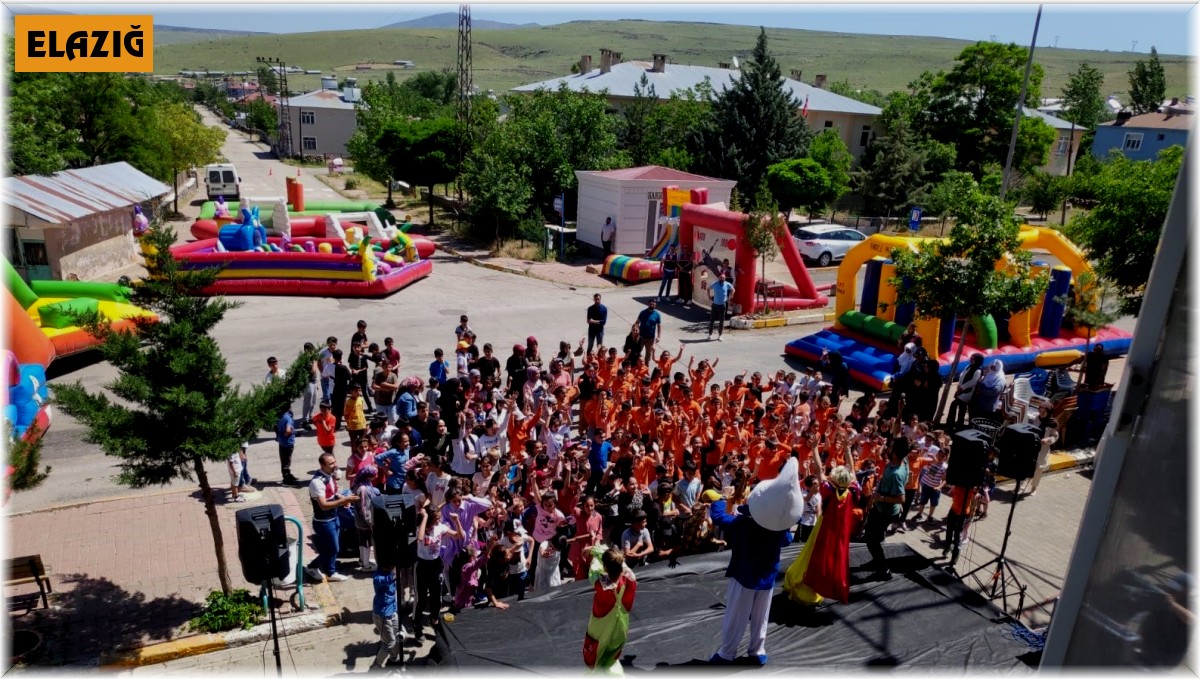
1012,116,1057,177
696,27,810,193
765,158,835,219
1024,170,1066,219
1056,270,1120,385
807,129,853,216
1059,63,1106,131
925,170,979,229
7,425,50,494
462,135,534,245
618,74,659,167
255,66,279,96
142,102,227,214
741,185,787,312
826,79,889,108
648,82,713,171
244,98,277,142
52,224,313,596
379,117,459,224
854,116,931,224
1064,145,1183,316
890,188,1048,423
911,42,1045,178
1127,47,1167,115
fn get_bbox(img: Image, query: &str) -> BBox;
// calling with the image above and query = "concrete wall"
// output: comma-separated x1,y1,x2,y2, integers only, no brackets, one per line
576,176,735,254
288,106,357,156
1040,128,1087,176
1092,126,1189,161
805,111,878,163
44,207,139,280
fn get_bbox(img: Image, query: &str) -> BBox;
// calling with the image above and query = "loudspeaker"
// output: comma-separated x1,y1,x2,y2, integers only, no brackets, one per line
236,504,290,585
996,423,1041,480
372,494,418,569
946,428,990,488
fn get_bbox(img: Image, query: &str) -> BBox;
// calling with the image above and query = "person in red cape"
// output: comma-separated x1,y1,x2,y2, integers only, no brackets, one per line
783,444,861,605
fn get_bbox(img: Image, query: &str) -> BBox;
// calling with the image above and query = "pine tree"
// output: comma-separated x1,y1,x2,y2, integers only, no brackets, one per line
697,28,811,194
1128,47,1167,115
1060,63,1106,131
52,224,314,596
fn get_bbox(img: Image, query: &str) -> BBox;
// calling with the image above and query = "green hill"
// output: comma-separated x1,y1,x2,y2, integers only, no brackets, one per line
154,20,1191,99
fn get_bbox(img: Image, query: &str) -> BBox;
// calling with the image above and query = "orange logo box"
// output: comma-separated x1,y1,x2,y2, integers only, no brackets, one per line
14,15,153,72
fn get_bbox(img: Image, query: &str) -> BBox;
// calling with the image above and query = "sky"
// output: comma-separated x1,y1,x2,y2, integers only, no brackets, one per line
6,1,1196,56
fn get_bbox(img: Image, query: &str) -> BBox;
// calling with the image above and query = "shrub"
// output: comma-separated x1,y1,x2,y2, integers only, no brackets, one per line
188,589,263,633
343,178,359,190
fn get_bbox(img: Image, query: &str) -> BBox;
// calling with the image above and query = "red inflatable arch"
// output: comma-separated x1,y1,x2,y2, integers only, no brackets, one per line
679,203,828,314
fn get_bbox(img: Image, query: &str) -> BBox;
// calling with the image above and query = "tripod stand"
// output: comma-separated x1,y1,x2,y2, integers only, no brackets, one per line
963,476,1028,616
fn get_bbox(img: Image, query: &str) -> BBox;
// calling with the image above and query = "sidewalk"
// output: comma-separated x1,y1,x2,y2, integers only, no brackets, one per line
6,482,344,667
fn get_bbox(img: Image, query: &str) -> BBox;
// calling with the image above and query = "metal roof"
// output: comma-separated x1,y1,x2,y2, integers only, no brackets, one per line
1099,111,1195,131
581,165,734,183
512,61,882,116
1023,107,1085,131
290,89,359,110
3,162,170,225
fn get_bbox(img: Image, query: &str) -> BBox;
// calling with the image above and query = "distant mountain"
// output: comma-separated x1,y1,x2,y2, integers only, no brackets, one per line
381,13,537,30
3,6,270,44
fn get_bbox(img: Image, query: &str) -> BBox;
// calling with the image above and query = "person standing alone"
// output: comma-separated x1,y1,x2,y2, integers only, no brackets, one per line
600,217,616,258
708,272,735,341
587,294,608,355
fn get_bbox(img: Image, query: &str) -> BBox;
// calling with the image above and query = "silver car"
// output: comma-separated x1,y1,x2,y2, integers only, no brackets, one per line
791,223,867,267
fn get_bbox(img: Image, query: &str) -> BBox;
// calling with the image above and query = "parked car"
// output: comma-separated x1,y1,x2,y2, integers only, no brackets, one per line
790,223,867,267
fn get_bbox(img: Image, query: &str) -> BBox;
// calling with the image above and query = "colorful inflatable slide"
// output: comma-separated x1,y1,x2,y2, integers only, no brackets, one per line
171,207,432,297
602,187,701,283
4,258,155,370
784,227,1133,390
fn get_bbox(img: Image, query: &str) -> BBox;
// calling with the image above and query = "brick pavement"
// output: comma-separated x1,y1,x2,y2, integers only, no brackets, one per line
6,481,321,665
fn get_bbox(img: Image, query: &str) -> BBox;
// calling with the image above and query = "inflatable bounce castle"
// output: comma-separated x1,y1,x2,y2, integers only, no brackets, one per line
3,350,50,443
602,186,697,283
785,226,1133,390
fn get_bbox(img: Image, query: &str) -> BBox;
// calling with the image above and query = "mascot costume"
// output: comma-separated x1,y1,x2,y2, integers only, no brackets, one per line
710,457,805,666
583,545,637,674
783,451,863,606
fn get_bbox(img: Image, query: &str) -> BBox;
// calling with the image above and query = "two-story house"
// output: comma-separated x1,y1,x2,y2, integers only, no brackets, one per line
1092,100,1192,161
284,76,363,157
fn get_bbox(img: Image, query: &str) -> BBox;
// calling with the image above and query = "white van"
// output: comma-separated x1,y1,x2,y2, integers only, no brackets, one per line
204,164,241,201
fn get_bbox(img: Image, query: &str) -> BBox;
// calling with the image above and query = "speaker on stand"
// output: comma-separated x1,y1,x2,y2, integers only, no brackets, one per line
372,494,419,668
962,422,1042,617
236,504,294,677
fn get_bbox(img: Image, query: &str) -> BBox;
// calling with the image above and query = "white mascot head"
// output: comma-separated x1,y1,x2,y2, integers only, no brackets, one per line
745,458,806,531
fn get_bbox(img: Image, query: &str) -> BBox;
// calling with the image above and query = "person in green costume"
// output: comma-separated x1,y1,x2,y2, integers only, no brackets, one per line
582,545,637,674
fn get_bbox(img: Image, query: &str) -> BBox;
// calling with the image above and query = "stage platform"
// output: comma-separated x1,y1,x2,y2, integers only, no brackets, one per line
428,543,1041,672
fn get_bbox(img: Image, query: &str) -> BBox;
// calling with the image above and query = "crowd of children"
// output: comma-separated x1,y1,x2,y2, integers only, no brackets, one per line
275,313,1070,668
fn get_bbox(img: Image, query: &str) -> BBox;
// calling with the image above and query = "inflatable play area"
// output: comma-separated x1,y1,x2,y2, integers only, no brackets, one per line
602,186,698,282
4,258,155,370
171,204,433,297
4,350,50,442
682,202,828,314
785,227,1133,390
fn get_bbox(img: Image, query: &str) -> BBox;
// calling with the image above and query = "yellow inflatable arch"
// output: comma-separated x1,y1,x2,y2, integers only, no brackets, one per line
833,226,1091,355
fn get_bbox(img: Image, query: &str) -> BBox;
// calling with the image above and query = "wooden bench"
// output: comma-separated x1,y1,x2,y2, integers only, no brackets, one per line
5,555,52,610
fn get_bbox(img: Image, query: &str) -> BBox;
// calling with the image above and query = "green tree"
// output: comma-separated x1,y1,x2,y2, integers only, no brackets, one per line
1059,63,1106,131
1127,47,1167,115
402,70,458,107
379,116,459,224
854,117,931,224
912,42,1045,178
890,189,1048,422
741,185,787,311
925,171,979,229
255,66,279,96
142,102,227,215
1056,270,1120,384
7,424,50,493
462,134,534,245
696,28,810,193
648,82,714,170
766,158,835,219
244,98,277,142
1064,145,1183,316
619,74,659,167
52,224,313,596
1024,170,1066,219
826,79,889,108
807,129,854,216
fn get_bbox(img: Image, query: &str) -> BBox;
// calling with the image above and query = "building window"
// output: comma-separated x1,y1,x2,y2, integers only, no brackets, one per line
824,120,833,128
1157,133,1166,141
300,110,315,125
1122,133,1143,152
858,125,871,147
1055,135,1071,155
302,136,318,151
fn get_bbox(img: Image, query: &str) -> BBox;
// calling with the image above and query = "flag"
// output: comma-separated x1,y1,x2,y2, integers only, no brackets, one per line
801,95,809,119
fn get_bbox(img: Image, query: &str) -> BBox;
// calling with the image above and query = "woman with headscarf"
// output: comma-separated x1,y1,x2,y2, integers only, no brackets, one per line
784,444,861,606
895,343,917,377
948,353,985,428
969,360,1006,419
909,348,941,423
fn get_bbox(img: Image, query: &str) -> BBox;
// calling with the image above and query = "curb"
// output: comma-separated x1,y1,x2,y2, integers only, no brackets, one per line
98,608,338,668
436,242,528,277
994,448,1094,484
730,310,837,330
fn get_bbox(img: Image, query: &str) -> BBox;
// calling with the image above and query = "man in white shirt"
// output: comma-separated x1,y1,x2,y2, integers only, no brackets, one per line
600,217,616,257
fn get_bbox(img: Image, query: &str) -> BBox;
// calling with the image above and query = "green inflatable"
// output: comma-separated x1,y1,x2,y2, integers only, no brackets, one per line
968,314,999,350
30,280,132,303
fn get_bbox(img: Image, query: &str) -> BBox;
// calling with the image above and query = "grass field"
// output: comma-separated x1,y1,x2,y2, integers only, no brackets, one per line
154,20,1191,98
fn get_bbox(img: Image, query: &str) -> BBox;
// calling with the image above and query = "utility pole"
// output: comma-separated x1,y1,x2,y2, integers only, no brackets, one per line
999,5,1043,202
1060,118,1076,226
455,4,473,203
256,57,293,158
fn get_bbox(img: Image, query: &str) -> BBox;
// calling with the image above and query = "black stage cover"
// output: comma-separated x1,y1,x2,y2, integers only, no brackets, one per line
429,543,1038,672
